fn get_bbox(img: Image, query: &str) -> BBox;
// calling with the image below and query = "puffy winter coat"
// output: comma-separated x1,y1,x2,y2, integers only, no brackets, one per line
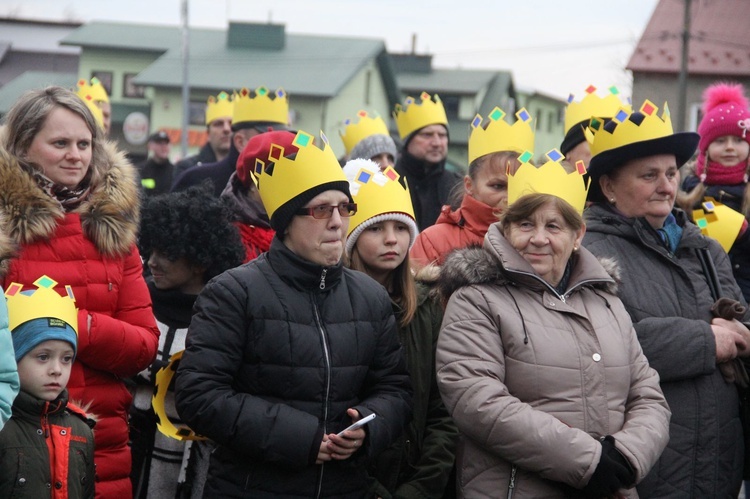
0,390,95,499
175,237,413,498
584,203,750,498
410,194,499,268
436,223,670,498
0,141,160,499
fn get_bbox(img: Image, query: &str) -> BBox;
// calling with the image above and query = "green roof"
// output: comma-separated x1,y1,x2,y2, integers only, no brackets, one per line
61,21,392,98
0,71,77,114
398,68,511,95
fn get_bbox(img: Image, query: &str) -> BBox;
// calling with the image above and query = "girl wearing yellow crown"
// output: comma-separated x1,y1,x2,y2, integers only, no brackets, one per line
0,86,159,499
343,158,458,498
584,100,750,496
435,153,669,498
411,106,530,269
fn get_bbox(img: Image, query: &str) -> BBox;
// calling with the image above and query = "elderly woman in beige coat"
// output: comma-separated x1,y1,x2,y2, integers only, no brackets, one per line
436,178,670,497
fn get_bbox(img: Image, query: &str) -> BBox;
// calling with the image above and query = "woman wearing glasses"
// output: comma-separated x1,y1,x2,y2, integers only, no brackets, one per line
175,130,413,498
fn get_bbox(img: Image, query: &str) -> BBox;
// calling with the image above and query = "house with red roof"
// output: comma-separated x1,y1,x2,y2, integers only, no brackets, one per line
627,0,750,131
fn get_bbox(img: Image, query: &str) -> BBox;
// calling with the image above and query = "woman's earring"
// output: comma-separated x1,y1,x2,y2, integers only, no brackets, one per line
609,198,616,204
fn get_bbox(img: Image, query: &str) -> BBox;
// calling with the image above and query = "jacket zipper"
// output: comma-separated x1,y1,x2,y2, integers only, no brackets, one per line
510,269,606,304
313,297,332,499
507,464,517,499
319,268,328,290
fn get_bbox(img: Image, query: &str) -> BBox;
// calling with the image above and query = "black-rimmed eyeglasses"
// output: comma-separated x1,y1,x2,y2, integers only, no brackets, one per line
296,202,358,219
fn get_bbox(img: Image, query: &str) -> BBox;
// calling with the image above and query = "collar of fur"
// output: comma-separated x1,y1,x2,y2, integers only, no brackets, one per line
438,225,620,304
0,140,140,258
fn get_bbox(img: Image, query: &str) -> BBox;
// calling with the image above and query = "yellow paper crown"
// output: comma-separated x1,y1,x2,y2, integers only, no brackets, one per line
393,92,448,140
468,107,535,164
233,86,288,126
76,77,109,103
152,351,207,441
75,79,104,128
344,159,415,238
508,150,591,214
584,100,674,158
251,130,347,219
564,85,630,134
691,197,745,252
340,111,391,155
205,91,234,125
5,275,78,334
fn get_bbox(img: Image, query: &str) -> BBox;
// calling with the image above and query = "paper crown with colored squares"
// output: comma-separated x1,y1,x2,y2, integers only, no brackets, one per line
393,92,448,140
250,130,347,220
345,161,415,236
340,111,391,155
564,85,631,135
584,100,675,158
205,91,234,126
232,86,289,125
507,149,591,214
75,78,106,128
5,275,78,334
691,197,746,253
468,106,535,164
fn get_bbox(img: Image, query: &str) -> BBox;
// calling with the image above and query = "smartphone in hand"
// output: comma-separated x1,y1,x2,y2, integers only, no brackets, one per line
336,413,376,437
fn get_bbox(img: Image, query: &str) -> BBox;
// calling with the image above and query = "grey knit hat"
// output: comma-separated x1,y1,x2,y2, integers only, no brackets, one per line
349,134,398,163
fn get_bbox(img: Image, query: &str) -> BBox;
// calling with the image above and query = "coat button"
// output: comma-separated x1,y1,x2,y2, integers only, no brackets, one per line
593,353,602,362
55,481,63,489
60,429,67,435
17,478,26,486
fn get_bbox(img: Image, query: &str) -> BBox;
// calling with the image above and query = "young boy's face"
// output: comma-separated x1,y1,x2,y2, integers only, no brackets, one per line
17,340,74,401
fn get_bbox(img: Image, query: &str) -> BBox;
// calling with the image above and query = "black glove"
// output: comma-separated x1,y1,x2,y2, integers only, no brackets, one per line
581,436,635,498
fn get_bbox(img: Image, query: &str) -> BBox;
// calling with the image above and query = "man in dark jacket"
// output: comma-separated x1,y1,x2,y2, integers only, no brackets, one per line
171,86,290,197
393,92,462,230
172,91,233,180
138,130,174,197
175,129,413,498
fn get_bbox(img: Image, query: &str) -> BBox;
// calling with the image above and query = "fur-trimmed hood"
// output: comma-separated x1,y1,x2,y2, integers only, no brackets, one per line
438,224,620,304
0,140,141,259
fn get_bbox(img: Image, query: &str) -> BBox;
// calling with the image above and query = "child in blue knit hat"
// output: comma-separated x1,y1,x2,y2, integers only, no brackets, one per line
0,276,95,498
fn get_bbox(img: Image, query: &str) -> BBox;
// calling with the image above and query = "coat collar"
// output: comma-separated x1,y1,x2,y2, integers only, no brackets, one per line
267,236,343,293
439,223,618,303
0,140,140,258
434,194,499,236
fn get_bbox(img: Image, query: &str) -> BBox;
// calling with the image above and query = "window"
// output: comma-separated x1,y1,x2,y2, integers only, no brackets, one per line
189,101,206,126
90,71,113,96
441,94,460,120
123,73,146,98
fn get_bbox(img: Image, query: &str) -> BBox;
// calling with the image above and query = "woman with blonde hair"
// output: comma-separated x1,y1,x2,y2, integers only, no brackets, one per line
0,86,159,498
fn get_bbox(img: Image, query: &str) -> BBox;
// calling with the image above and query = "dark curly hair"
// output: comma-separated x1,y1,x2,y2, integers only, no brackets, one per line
138,183,245,282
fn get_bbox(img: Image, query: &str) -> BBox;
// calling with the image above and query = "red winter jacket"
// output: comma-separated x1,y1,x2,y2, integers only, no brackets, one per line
0,141,159,499
410,194,500,268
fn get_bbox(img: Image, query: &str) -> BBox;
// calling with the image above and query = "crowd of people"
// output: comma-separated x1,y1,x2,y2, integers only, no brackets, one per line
0,75,748,499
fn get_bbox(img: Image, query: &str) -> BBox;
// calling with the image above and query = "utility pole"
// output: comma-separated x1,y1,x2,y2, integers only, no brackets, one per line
676,0,692,131
180,0,190,157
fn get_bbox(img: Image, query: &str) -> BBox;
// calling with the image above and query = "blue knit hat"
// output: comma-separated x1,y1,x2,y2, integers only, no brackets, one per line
12,318,77,362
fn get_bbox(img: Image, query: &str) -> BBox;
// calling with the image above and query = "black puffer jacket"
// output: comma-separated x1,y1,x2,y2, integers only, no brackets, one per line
175,237,413,498
584,203,750,498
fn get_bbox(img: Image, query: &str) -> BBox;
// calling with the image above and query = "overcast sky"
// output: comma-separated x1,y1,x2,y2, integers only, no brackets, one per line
2,0,661,100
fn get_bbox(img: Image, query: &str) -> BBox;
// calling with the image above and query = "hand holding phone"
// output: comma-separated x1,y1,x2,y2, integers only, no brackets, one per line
336,413,376,437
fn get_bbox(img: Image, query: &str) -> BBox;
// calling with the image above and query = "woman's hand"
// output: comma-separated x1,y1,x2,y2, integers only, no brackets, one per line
325,408,366,461
712,319,749,362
